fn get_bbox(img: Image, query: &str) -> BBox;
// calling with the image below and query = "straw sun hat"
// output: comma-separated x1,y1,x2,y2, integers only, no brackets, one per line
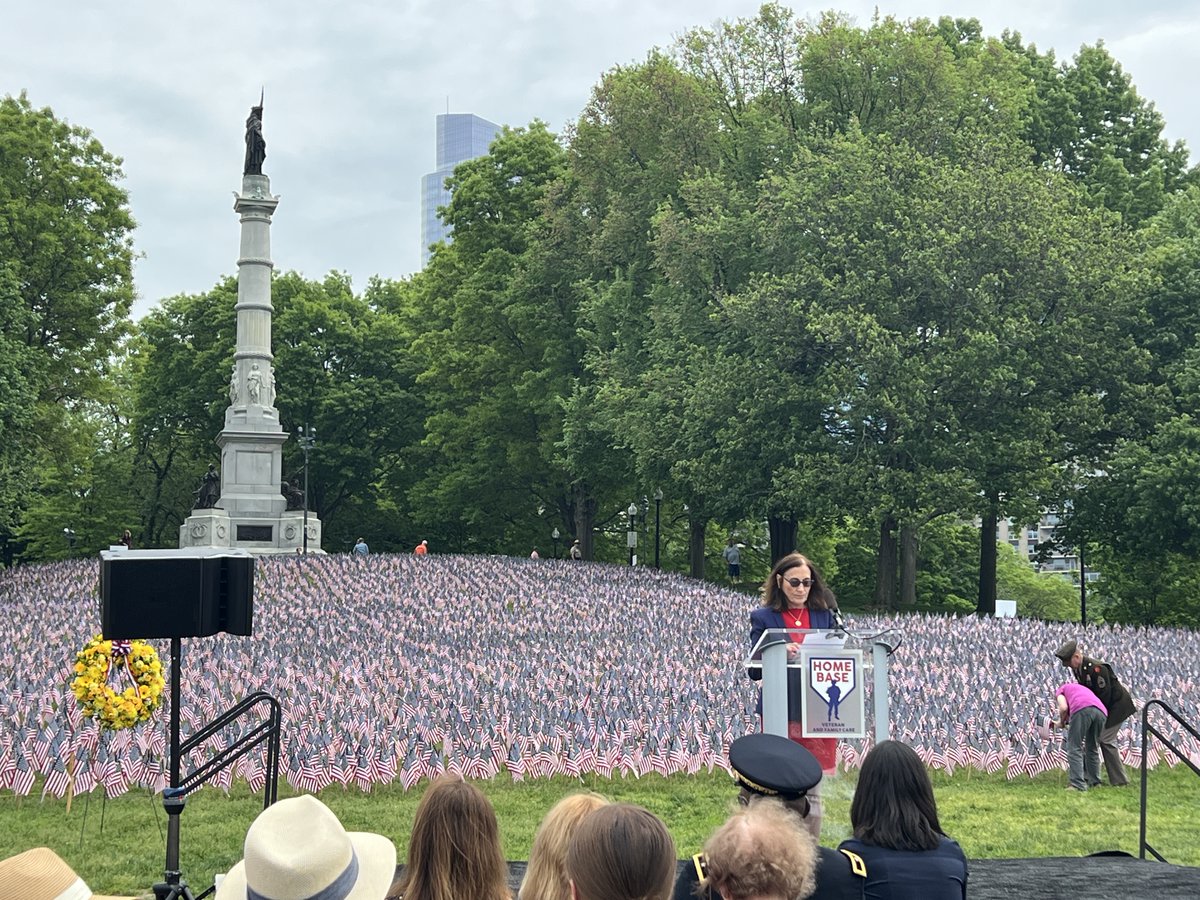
215,794,396,900
0,847,131,900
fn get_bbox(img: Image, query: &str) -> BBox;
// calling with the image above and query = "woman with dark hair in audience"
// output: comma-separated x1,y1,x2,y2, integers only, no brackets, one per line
748,551,841,838
836,740,968,899
566,803,676,900
520,792,609,900
387,773,512,900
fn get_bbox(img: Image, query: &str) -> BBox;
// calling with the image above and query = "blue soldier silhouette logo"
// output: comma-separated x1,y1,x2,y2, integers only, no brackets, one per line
825,682,842,721
808,656,857,722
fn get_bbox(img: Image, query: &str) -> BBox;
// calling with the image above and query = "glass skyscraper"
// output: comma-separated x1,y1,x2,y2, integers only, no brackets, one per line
421,113,500,265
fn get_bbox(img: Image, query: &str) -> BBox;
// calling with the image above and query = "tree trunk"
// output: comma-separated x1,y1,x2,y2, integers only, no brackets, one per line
573,484,598,560
689,517,707,578
874,514,898,609
767,515,798,565
977,494,998,616
900,522,918,606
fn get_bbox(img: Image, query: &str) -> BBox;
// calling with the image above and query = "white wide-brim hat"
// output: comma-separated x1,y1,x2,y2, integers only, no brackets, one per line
0,847,131,900
215,795,396,900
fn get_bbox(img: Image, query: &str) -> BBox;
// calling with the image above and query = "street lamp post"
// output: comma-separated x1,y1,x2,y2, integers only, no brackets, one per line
63,528,76,555
1079,543,1087,627
626,502,638,566
552,527,560,560
653,488,663,569
297,425,317,555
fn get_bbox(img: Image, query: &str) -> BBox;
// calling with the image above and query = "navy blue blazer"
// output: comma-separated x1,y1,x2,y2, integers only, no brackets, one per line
748,605,836,720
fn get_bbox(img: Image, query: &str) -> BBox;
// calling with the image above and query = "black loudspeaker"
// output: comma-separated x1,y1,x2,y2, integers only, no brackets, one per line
100,549,255,640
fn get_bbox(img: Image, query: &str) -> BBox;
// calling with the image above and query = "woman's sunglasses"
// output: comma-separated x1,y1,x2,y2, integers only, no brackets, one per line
781,577,813,588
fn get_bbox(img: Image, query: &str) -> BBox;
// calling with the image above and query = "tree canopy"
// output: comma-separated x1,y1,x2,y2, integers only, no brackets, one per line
3,11,1197,626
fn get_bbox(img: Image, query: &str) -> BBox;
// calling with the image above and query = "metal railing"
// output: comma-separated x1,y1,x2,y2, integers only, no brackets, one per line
177,691,281,808
1138,699,1200,862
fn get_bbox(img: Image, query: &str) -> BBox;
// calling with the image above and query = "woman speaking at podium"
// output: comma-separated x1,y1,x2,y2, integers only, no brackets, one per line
748,551,840,838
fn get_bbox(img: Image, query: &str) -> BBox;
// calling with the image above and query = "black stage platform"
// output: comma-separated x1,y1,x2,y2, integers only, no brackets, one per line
493,855,1200,899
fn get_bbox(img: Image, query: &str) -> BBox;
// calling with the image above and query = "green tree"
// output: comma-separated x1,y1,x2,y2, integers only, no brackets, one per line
131,272,421,550
1005,38,1193,226
272,272,423,552
131,282,237,546
995,543,1080,621
407,123,592,553
0,93,136,560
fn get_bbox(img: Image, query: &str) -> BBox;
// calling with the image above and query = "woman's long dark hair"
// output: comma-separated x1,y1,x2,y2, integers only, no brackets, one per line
850,740,944,851
761,552,838,612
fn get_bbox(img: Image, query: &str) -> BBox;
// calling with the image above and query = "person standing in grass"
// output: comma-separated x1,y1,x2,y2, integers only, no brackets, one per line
723,537,742,585
1053,680,1108,791
1054,639,1135,786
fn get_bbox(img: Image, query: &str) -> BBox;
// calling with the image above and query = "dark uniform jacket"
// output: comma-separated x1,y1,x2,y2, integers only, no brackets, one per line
672,845,863,900
833,836,968,899
1076,655,1136,727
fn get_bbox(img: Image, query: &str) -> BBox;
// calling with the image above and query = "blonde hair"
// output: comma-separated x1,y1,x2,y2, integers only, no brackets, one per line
700,799,818,900
389,774,511,900
519,792,610,900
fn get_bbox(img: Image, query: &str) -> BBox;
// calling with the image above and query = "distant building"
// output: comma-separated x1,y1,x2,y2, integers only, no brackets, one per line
420,113,500,266
996,511,1097,581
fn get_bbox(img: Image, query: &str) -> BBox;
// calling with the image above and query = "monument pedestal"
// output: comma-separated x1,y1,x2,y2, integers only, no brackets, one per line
179,509,322,555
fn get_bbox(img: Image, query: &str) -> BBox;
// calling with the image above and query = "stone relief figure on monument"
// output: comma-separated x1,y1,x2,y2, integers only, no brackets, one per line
268,366,277,405
194,464,221,509
229,365,239,404
281,479,305,511
244,102,266,176
246,363,264,405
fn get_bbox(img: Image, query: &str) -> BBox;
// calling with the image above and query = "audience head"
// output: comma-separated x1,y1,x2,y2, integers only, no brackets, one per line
729,732,822,819
700,799,818,900
850,740,944,851
761,552,837,612
565,803,676,900
0,847,130,900
521,792,610,900
391,773,510,900
214,794,396,900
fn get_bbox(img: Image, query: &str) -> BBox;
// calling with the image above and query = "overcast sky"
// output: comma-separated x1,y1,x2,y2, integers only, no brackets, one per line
7,2,1197,320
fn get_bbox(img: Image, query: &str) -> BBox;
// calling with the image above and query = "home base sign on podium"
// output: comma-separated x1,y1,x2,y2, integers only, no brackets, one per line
800,649,865,738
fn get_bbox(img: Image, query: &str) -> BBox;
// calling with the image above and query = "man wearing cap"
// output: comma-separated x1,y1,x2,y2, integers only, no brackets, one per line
1054,639,1136,786
671,733,863,900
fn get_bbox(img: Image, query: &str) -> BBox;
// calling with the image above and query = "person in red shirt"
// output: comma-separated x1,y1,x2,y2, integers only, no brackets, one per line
413,539,428,556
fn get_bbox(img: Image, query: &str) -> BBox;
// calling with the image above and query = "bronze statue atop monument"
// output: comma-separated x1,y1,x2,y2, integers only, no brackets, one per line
244,98,266,176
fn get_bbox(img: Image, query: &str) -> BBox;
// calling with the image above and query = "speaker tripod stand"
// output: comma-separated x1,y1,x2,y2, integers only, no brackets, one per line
153,638,199,900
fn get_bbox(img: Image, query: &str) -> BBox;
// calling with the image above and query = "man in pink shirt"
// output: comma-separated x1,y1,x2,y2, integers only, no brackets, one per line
1055,682,1107,791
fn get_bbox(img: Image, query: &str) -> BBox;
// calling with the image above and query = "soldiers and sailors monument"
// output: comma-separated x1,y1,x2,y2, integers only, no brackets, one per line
179,100,322,554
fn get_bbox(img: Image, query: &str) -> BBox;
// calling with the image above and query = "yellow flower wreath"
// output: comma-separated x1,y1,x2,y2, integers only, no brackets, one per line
71,635,165,730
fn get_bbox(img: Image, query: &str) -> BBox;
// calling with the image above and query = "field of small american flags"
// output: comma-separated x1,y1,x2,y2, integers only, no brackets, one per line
1,553,1198,801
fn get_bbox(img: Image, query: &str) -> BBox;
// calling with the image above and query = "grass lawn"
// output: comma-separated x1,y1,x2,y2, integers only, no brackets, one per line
1,764,1197,896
